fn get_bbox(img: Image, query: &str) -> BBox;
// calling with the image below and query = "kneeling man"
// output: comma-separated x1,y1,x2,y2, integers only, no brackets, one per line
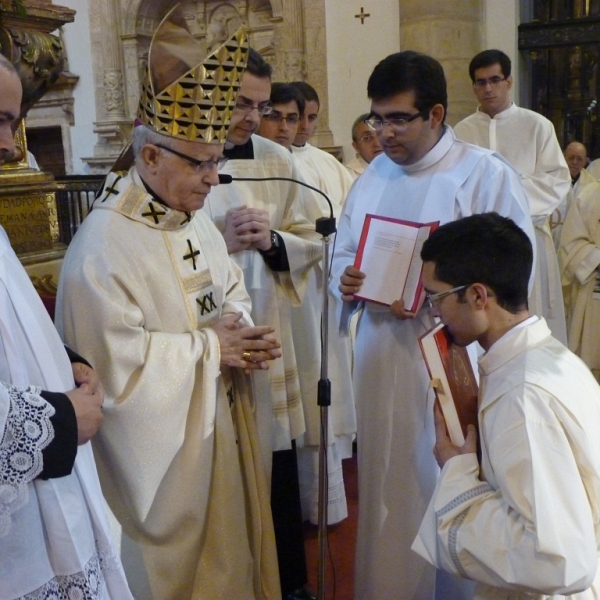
414,212,600,599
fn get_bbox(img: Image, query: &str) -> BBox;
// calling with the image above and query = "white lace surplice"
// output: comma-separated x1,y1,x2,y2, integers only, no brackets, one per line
0,226,132,600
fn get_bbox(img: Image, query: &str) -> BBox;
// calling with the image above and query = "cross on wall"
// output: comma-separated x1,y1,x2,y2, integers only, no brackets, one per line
355,6,371,24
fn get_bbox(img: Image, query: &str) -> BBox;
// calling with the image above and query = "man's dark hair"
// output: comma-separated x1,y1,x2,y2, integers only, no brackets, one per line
290,81,319,107
421,213,531,313
246,48,272,79
269,82,305,113
367,51,447,123
468,49,511,82
351,113,370,141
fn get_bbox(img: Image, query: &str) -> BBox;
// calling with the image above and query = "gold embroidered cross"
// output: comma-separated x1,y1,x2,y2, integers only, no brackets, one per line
355,7,370,24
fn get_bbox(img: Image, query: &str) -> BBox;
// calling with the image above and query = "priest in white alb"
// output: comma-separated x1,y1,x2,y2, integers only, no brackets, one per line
0,55,132,600
558,179,600,382
332,51,535,600
454,49,570,344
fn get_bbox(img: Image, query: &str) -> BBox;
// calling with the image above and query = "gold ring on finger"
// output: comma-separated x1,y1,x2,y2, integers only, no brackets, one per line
242,351,252,361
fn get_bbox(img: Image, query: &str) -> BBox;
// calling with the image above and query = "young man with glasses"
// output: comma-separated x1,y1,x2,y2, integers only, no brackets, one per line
414,212,600,600
455,49,570,346
260,81,357,529
206,49,322,600
257,83,304,150
331,50,535,600
345,113,383,179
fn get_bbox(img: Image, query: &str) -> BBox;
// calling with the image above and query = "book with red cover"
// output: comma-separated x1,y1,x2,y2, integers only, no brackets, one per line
419,322,479,446
353,214,439,312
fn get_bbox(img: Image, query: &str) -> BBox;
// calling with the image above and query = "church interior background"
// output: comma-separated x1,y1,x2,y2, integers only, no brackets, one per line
15,0,599,177
2,1,597,268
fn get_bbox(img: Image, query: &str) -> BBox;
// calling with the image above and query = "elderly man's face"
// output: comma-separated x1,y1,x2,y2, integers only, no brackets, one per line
352,121,383,164
0,68,21,166
145,138,223,212
564,142,588,179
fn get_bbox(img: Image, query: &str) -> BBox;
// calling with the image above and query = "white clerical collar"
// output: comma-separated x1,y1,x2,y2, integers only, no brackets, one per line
401,125,453,173
475,102,516,121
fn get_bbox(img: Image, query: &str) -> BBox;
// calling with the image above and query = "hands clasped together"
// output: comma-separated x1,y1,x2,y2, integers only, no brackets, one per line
223,205,273,254
67,362,104,445
213,312,282,372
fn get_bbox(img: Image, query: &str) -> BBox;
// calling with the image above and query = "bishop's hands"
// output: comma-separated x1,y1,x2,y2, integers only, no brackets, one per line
67,362,105,445
223,205,272,254
213,312,282,371
433,401,477,469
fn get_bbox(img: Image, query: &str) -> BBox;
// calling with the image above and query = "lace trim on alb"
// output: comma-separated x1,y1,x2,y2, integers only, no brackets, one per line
0,384,55,537
20,549,106,600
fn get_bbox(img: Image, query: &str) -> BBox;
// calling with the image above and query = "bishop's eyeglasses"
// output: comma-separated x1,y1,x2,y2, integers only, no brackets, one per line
155,144,229,172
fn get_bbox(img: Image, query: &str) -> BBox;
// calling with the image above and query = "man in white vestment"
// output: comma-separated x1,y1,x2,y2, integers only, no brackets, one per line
204,52,321,600
454,49,569,344
558,179,600,382
551,141,595,246
257,82,356,526
332,51,535,600
57,15,280,600
0,55,132,600
414,212,600,600
345,113,383,179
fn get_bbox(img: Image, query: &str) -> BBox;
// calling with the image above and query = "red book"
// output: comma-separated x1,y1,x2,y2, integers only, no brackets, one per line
353,215,438,312
419,322,479,446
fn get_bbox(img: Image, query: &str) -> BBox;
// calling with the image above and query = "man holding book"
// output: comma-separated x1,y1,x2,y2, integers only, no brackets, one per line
413,212,600,599
331,51,535,599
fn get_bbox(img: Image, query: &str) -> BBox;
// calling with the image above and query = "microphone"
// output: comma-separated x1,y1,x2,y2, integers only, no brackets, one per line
218,173,336,236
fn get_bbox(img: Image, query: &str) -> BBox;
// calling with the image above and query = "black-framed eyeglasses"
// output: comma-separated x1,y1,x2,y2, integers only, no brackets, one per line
263,112,300,125
234,100,273,117
365,109,429,132
155,144,229,172
425,285,470,309
473,76,506,89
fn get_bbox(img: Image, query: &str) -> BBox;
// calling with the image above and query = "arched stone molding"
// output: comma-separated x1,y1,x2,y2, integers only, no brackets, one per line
83,0,334,172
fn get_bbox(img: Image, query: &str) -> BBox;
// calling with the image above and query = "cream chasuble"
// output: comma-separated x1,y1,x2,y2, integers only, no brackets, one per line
455,103,570,343
289,144,356,524
558,180,600,380
0,226,132,600
331,128,534,600
551,168,597,248
345,155,368,180
206,135,322,461
57,168,279,600
414,318,600,599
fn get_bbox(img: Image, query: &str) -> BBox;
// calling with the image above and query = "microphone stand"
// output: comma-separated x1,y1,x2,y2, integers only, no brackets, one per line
219,174,336,600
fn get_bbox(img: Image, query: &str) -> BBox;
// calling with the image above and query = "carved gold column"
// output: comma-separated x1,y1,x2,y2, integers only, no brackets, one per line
0,0,75,264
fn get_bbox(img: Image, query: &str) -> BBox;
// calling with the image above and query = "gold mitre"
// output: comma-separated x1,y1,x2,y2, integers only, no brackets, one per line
137,4,248,144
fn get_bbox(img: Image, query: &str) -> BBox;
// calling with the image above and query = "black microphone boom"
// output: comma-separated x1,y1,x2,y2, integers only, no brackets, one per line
218,173,336,235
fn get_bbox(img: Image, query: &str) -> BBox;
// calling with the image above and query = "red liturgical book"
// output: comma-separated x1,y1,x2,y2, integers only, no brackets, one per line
353,214,438,312
419,322,479,446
